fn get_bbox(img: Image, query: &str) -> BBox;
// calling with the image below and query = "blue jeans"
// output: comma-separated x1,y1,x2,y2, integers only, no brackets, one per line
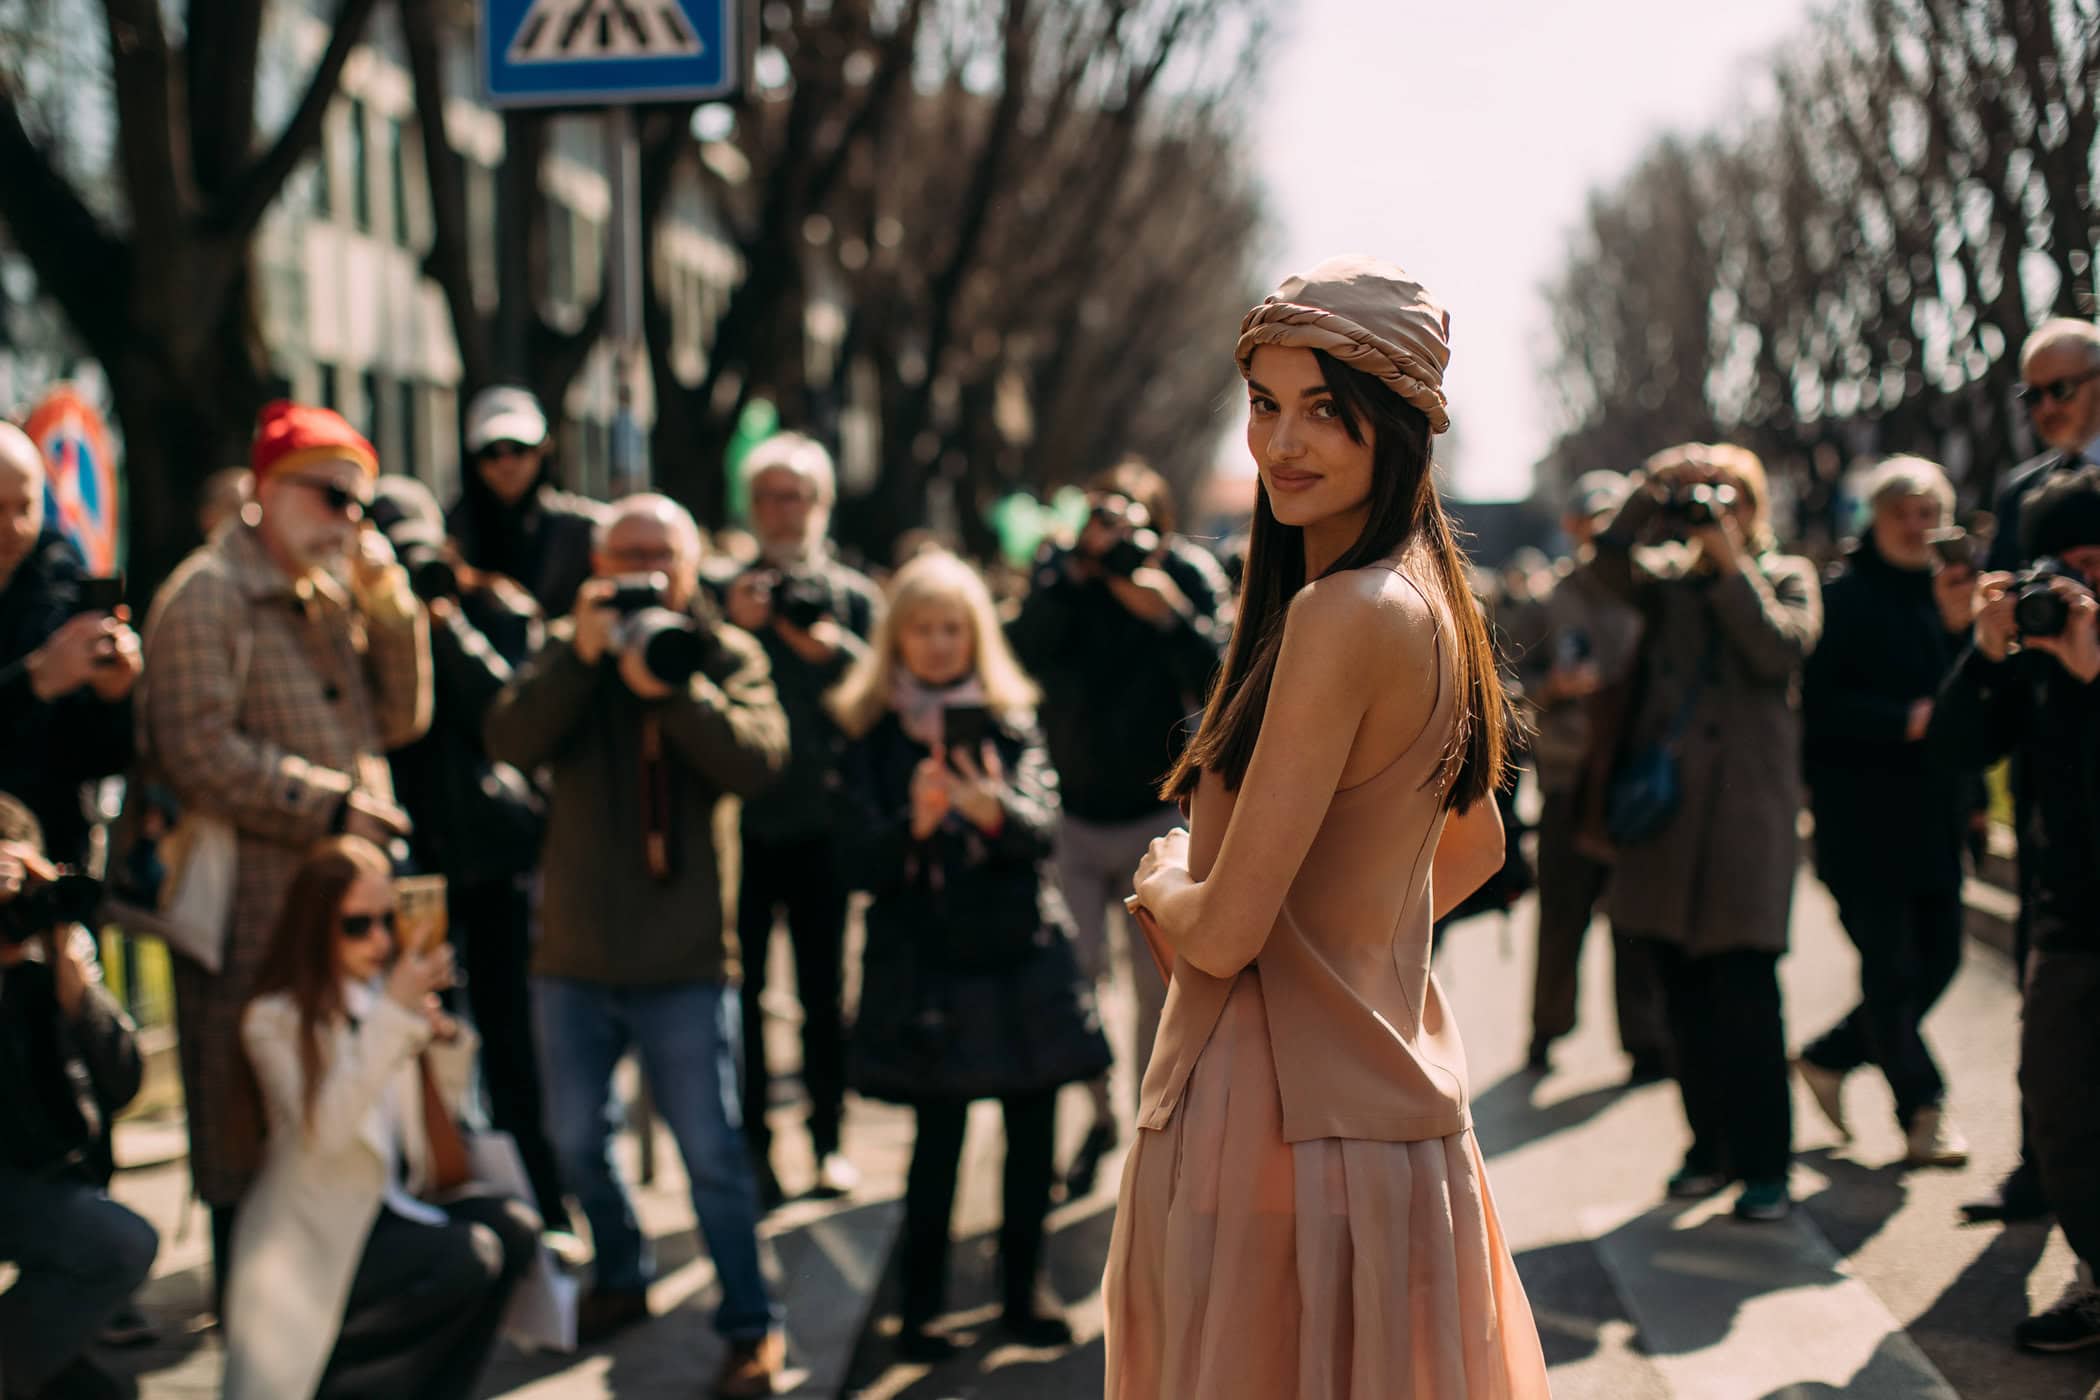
532,977,779,1339
0,1170,159,1390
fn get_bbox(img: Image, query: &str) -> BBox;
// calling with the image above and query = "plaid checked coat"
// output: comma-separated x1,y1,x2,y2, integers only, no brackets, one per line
140,522,431,1204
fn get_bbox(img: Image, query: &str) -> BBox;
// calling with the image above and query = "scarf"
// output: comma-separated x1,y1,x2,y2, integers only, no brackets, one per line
889,671,989,750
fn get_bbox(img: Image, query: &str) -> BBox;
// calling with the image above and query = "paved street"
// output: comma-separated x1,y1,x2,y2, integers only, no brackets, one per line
102,867,2095,1398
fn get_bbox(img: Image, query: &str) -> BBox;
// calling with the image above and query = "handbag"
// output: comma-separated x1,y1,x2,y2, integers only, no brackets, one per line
418,1053,475,1196
1604,628,1718,846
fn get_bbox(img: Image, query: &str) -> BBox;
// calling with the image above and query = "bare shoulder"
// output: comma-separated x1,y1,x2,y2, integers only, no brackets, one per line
1288,566,1442,674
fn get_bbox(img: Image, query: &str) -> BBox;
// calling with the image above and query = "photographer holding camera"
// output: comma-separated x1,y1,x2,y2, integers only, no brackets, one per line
1008,458,1228,1197
0,421,141,870
719,433,881,1207
484,493,790,1395
1585,442,1822,1223
1928,465,2100,1351
0,794,158,1400
368,476,572,1244
1794,458,1978,1170
447,387,605,619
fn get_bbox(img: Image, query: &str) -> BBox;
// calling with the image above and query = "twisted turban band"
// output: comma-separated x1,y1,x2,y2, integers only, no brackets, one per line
1235,255,1453,435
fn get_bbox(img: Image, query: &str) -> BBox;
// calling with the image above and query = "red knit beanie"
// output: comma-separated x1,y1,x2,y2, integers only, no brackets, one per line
250,400,378,482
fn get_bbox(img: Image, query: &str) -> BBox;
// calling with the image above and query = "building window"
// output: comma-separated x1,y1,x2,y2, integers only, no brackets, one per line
398,379,420,478
359,370,381,442
467,159,497,311
311,148,331,220
388,119,413,247
348,99,372,234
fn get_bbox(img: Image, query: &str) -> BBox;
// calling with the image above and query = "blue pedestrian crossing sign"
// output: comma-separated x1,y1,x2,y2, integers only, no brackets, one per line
482,0,741,108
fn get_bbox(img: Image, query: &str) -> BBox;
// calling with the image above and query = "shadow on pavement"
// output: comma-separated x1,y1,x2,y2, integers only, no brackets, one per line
1901,1217,2097,1400
845,1195,1117,1397
1508,1236,1641,1371
1469,1068,1637,1161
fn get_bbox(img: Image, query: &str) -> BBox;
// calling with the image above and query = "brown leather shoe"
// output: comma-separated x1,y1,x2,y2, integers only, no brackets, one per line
715,1331,786,1397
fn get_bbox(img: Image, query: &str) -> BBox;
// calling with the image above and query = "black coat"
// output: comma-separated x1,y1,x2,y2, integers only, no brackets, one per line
1007,537,1228,823
1929,645,2100,955
1802,537,1973,895
389,585,546,887
838,712,1110,1103
0,531,134,864
715,555,883,844
0,957,141,1179
447,484,606,620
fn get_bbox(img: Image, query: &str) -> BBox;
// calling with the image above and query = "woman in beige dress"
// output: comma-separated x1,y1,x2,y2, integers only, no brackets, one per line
1104,257,1551,1398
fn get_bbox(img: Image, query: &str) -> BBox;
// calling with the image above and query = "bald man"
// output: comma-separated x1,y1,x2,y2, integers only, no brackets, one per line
0,421,141,866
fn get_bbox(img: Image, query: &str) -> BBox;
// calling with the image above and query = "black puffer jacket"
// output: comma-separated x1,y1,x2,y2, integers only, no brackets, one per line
1802,535,1973,894
839,711,1110,1103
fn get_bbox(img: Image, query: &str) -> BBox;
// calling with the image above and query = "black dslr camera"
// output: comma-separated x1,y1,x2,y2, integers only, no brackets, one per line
749,569,830,630
2011,557,2084,639
0,868,102,945
1087,498,1162,579
605,573,723,687
1658,482,1739,528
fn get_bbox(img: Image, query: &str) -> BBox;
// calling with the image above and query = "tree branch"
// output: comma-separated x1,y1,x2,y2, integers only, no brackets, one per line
215,0,383,239
0,75,128,358
401,0,493,392
102,0,190,238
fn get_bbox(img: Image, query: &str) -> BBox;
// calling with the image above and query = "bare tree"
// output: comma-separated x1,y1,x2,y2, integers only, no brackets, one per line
0,0,382,591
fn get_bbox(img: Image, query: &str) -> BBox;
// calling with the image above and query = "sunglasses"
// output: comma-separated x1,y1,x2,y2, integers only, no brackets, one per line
339,910,398,939
282,474,371,517
478,441,532,461
2015,368,2100,408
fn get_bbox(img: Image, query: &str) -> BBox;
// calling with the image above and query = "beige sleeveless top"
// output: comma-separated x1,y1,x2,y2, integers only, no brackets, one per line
1136,570,1470,1144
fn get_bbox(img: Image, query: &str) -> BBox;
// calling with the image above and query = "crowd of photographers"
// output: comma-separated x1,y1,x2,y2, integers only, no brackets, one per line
1511,314,2100,1354
9,311,2100,1392
0,383,1220,1396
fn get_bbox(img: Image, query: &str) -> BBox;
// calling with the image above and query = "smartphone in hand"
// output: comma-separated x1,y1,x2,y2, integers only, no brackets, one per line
940,704,992,769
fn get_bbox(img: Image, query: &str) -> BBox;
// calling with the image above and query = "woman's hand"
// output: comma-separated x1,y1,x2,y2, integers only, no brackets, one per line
909,753,954,839
1134,827,1193,909
947,743,1008,834
1973,572,2017,662
386,943,456,1016
422,998,463,1043
1691,511,1745,573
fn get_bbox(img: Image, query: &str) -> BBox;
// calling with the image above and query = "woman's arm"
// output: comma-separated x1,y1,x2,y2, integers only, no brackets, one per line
243,997,430,1158
1431,795,1506,921
1137,576,1437,980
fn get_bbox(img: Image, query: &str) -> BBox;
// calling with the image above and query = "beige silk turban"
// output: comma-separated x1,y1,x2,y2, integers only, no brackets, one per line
1235,255,1454,435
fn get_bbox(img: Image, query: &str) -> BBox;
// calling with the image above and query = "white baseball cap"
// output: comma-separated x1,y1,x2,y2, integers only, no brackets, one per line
464,386,549,455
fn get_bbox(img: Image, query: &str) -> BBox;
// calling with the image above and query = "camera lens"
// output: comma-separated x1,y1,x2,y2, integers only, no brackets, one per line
2014,582,2072,639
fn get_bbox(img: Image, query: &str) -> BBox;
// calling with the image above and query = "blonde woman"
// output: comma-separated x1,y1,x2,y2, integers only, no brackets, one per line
828,551,1110,1362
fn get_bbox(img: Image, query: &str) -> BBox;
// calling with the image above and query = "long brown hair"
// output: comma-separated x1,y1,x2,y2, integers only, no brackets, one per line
1162,350,1511,812
244,836,393,1131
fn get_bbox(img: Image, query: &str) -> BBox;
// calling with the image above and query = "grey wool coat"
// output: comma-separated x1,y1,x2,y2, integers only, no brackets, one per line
1582,490,1822,957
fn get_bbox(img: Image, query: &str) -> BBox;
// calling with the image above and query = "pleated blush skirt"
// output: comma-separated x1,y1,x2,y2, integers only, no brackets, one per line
1104,972,1551,1398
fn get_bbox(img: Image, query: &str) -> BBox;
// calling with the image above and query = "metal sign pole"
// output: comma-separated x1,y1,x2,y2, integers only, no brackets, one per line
606,104,648,492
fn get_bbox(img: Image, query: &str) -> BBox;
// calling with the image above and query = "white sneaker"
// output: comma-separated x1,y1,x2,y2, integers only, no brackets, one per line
1903,1106,1969,1168
1795,1058,1852,1141
814,1151,862,1198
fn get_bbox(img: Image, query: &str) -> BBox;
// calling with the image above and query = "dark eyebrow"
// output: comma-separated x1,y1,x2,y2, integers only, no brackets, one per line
1244,380,1332,399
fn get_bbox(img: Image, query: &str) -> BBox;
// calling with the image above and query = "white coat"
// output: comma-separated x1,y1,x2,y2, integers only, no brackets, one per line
221,989,477,1400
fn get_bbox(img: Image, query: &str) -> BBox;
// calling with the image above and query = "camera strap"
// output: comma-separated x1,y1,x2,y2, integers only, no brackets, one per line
640,714,676,882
